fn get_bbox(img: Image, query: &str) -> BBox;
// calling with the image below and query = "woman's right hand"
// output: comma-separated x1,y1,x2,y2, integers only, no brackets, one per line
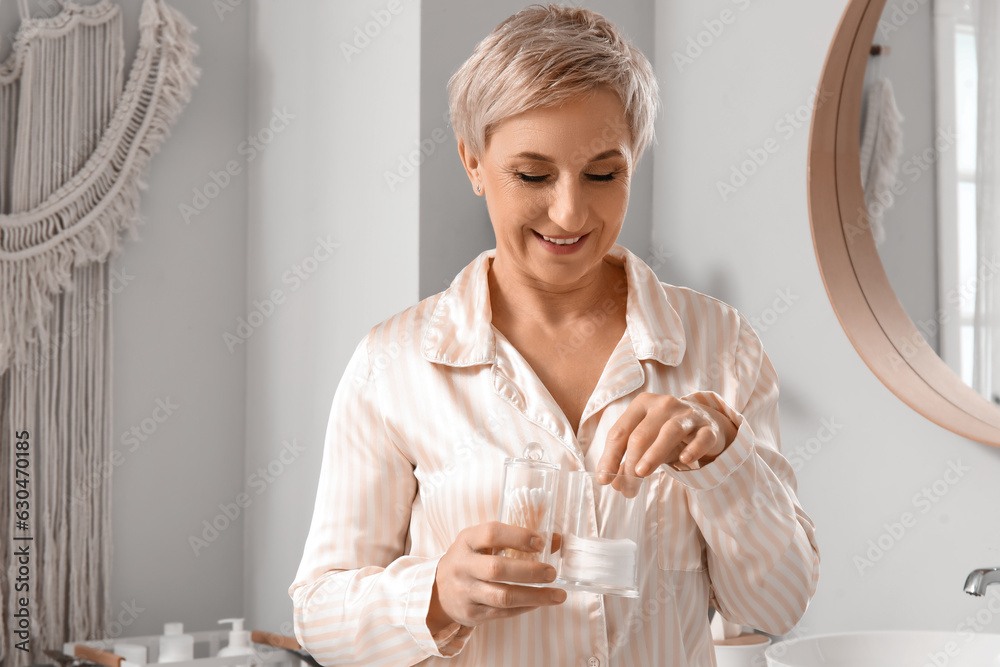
427,521,567,633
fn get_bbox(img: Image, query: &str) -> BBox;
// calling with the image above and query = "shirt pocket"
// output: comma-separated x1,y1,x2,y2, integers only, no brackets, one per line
653,471,707,572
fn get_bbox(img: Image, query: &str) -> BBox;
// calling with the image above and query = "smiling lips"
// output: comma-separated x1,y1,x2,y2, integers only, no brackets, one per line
534,230,589,253
540,233,583,245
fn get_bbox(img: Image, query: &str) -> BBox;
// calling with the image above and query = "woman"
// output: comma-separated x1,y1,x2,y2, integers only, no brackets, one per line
289,5,820,665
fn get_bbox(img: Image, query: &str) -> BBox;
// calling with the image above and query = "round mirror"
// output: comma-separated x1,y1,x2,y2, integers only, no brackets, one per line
808,0,1000,445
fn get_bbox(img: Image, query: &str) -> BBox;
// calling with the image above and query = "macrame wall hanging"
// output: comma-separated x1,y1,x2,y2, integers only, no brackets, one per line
0,0,198,664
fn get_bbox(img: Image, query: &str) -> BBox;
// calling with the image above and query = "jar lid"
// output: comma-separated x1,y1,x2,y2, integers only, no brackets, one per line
507,442,560,471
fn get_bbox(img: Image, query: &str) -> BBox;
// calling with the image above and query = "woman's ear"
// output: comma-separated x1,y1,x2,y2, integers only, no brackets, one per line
456,138,482,193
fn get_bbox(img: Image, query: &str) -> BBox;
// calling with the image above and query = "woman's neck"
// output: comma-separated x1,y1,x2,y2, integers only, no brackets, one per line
487,255,627,336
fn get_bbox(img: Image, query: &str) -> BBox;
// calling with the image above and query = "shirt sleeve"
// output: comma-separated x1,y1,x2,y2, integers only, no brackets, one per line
661,315,821,635
288,335,474,666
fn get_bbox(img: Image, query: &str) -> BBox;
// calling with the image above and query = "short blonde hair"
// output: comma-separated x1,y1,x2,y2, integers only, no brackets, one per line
447,4,660,164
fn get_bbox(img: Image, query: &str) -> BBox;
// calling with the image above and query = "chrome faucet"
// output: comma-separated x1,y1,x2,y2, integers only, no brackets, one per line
965,568,1000,596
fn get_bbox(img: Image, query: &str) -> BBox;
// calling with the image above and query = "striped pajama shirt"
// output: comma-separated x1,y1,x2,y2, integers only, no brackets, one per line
289,243,820,666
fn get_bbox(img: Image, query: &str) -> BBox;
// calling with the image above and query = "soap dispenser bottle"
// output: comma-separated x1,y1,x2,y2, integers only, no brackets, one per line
217,618,253,661
158,623,194,663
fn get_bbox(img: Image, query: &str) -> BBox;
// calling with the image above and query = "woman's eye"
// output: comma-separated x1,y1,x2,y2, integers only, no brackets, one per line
516,173,548,183
514,171,620,183
586,173,616,181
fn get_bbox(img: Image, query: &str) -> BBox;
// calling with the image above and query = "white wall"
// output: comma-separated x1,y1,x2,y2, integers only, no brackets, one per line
0,0,249,638
654,0,1000,635
242,0,422,633
107,0,250,637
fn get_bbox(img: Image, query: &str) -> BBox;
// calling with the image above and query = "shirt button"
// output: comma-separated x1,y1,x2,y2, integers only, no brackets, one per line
588,658,600,667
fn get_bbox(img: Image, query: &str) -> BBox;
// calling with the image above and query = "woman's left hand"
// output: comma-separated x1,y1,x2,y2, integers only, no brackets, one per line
597,393,739,478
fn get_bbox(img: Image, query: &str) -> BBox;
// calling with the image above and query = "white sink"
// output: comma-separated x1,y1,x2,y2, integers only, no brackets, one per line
765,631,1000,666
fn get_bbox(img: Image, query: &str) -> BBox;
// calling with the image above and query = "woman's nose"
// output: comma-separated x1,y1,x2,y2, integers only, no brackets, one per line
546,176,588,232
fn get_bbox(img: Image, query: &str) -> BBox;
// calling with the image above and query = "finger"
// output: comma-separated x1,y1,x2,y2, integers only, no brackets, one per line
609,461,626,493
675,424,720,466
469,603,543,624
466,521,543,555
598,403,649,482
619,473,646,498
634,418,692,476
469,580,567,612
551,532,562,554
601,463,644,498
607,471,646,498
619,416,666,477
475,554,557,586
465,593,567,625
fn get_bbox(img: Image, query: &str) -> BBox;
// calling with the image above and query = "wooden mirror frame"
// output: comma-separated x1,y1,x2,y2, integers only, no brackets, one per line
808,0,1000,446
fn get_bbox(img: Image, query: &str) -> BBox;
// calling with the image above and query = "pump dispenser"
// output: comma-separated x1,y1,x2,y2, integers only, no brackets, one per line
217,618,253,658
157,623,194,663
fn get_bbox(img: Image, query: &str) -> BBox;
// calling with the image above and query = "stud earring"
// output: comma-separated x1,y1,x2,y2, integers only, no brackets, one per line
475,183,482,194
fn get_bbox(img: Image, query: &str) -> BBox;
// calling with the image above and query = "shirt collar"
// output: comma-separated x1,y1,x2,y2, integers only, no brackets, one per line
420,243,686,368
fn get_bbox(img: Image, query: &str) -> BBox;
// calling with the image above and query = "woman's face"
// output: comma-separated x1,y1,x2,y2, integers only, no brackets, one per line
460,87,634,290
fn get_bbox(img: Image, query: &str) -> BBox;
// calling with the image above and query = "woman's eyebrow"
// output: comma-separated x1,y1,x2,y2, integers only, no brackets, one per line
510,149,625,163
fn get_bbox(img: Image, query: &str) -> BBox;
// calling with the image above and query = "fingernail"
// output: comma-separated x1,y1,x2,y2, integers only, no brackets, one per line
531,536,544,551
636,462,648,475
551,590,567,603
545,566,557,582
